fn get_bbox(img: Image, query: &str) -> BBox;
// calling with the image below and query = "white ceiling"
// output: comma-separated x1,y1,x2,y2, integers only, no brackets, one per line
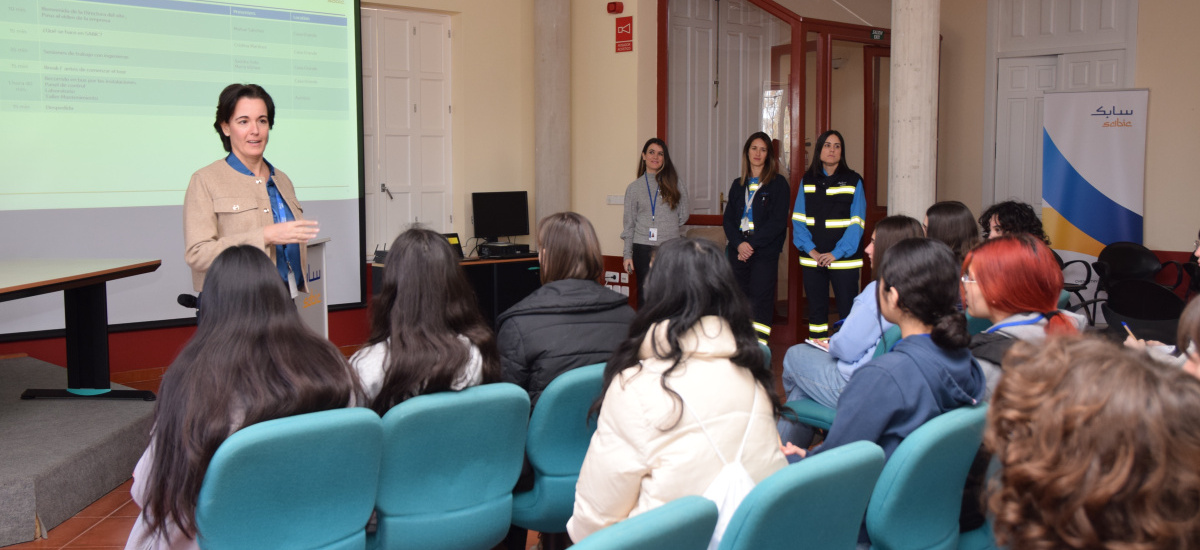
772,0,893,28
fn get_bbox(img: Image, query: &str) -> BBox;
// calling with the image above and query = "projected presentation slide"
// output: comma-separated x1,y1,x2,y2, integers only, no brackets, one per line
0,0,361,210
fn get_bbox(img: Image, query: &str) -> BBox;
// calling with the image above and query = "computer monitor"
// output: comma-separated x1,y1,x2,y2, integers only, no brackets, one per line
472,191,530,242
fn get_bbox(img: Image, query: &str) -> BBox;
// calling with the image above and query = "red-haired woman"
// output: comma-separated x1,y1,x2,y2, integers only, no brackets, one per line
961,234,1086,395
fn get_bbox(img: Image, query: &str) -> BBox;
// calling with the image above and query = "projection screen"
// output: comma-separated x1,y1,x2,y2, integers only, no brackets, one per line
0,0,365,335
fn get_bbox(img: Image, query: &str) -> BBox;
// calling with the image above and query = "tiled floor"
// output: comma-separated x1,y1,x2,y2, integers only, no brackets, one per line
4,479,138,549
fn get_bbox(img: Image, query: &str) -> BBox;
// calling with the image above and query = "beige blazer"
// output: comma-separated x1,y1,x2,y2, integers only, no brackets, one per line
183,159,307,292
567,316,787,542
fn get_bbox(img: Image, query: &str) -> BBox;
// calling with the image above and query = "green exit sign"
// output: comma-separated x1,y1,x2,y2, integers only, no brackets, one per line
871,30,884,40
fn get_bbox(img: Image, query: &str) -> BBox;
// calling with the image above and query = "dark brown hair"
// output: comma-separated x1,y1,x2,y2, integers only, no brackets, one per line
537,212,604,284
142,246,360,540
213,83,275,153
739,132,780,189
870,215,925,275
637,138,682,210
925,201,980,265
986,336,1200,550
367,227,500,414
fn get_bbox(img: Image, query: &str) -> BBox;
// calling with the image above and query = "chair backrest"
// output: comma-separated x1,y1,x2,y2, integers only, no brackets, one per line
195,408,382,550
1094,242,1163,289
511,363,605,533
719,441,886,550
872,325,903,359
571,496,719,550
758,342,771,370
375,383,530,550
866,404,988,550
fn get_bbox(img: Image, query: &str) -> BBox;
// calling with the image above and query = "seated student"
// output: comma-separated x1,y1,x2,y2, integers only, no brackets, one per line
978,200,1049,243
777,215,924,448
125,246,361,550
961,234,1084,395
986,336,1200,549
568,237,787,543
785,238,986,461
925,200,979,267
352,227,499,415
498,212,634,406
1124,234,1200,370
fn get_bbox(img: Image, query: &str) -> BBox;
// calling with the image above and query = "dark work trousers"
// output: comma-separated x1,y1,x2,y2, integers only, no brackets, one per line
802,265,860,338
631,243,655,308
728,246,779,344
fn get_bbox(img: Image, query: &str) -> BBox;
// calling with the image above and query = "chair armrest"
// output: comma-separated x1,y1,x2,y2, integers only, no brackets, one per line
783,399,835,431
1060,258,1093,286
1161,260,1184,290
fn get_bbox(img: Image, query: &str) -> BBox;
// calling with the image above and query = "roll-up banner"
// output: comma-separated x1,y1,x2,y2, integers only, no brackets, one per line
1042,89,1149,306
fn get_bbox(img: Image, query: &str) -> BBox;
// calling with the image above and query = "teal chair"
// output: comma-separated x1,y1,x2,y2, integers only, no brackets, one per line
511,364,605,535
759,342,772,369
195,408,382,550
373,383,530,550
865,404,989,550
719,441,886,550
571,496,718,550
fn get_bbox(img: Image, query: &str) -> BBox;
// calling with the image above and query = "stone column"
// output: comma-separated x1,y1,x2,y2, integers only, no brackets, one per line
534,0,571,228
887,0,940,218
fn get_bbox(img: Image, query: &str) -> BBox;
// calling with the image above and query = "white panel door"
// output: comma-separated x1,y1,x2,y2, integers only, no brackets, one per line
994,55,1056,207
667,0,770,216
667,0,718,214
1059,49,1126,91
361,7,451,252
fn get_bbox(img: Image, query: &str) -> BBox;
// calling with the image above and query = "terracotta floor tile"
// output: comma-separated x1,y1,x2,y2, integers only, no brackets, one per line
110,501,139,518
64,517,136,548
2,516,97,549
74,491,129,519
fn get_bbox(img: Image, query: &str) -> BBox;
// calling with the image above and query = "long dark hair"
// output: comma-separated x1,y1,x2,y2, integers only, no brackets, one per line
367,227,500,414
877,238,970,348
925,201,980,266
637,138,682,210
142,245,359,540
805,129,850,180
594,237,783,425
739,131,780,189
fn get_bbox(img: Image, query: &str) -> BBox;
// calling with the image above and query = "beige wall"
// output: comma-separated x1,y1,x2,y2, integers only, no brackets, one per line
569,0,658,257
936,1,1200,250
1135,2,1200,250
934,1,987,215
364,1,536,243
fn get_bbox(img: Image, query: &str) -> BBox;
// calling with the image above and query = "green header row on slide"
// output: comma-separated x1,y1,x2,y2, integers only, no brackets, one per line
2,2,348,50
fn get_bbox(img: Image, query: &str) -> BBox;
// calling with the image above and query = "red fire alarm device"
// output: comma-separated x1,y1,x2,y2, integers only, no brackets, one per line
607,2,623,14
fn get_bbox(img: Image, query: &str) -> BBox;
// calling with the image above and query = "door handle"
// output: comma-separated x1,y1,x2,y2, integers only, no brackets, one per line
719,191,727,214
380,183,394,200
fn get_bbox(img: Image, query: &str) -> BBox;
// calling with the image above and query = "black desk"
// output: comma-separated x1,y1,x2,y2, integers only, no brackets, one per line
0,259,161,400
371,257,541,328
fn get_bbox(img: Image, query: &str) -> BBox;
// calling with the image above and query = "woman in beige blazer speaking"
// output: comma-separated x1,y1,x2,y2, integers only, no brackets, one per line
183,83,319,294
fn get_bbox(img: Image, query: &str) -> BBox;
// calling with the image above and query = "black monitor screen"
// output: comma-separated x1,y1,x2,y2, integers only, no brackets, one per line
472,191,530,241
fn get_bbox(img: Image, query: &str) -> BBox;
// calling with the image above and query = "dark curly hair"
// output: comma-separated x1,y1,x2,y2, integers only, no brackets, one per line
979,200,1049,244
986,336,1200,550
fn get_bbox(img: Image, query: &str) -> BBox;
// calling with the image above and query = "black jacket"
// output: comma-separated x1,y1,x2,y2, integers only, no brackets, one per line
722,173,791,255
497,278,635,406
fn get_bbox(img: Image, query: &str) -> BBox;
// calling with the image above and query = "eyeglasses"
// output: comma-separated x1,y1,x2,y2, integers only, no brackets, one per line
961,274,977,284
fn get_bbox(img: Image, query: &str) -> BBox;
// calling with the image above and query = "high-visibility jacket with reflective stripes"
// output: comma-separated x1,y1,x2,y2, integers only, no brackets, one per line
792,167,866,266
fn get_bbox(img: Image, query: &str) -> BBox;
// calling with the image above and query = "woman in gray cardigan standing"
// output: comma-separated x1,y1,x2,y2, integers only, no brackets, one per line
621,138,689,306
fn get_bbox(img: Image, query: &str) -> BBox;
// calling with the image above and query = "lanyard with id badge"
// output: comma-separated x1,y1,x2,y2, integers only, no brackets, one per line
645,172,660,242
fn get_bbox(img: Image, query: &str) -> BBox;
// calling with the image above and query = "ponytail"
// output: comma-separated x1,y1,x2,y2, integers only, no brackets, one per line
878,238,970,351
932,310,971,348
1043,310,1079,336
